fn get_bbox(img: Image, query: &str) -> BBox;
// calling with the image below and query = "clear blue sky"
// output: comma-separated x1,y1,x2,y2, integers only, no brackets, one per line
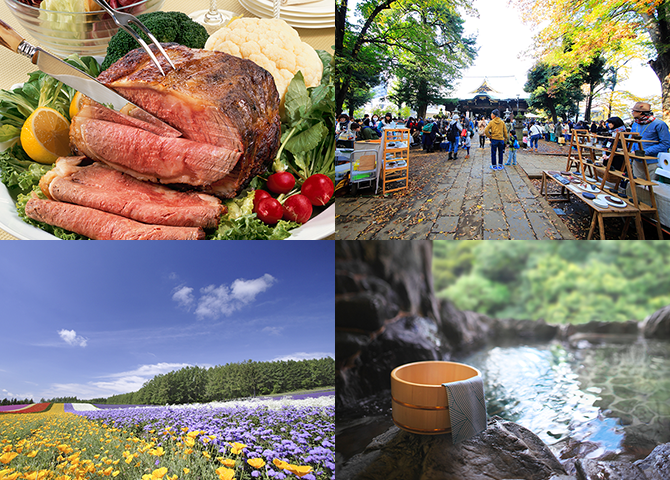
0,241,334,402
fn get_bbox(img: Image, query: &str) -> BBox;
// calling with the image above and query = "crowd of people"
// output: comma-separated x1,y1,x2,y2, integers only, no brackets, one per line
336,101,670,179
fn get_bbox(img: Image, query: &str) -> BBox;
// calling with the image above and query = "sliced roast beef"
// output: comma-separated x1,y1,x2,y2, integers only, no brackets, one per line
71,106,241,186
91,44,281,198
40,157,223,228
25,195,205,240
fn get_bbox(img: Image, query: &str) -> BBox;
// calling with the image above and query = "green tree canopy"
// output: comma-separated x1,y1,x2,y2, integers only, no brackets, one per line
433,241,670,324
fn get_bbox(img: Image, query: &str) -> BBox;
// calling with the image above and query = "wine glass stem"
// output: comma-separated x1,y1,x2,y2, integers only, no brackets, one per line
273,0,280,18
205,0,224,23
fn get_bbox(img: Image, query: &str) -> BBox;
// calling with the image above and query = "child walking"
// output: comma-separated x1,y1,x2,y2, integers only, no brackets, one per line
462,130,471,159
505,131,519,165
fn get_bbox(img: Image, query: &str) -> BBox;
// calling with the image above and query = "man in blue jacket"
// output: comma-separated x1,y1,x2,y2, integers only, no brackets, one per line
630,102,670,180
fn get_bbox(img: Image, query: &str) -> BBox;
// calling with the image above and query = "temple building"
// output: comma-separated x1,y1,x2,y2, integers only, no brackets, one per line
456,79,528,119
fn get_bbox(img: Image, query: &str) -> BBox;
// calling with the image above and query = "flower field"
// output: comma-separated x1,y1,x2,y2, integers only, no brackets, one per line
0,397,334,480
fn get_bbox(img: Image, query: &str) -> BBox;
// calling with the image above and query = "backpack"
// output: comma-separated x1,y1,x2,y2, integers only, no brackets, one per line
513,139,520,149
447,123,459,142
461,128,467,137
422,124,432,133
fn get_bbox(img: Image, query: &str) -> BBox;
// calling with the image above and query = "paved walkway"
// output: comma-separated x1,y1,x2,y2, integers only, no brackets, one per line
335,139,576,240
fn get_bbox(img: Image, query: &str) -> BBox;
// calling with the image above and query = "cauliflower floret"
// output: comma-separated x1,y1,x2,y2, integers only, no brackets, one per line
205,18,322,104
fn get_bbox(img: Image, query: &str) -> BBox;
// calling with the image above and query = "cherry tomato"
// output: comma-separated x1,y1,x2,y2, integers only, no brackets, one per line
266,172,296,194
282,194,313,224
256,197,283,225
301,174,334,206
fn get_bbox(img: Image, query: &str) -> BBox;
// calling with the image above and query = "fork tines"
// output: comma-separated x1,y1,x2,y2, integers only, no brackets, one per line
92,0,176,75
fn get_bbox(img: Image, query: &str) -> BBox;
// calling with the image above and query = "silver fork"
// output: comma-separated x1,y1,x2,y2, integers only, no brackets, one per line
92,0,176,75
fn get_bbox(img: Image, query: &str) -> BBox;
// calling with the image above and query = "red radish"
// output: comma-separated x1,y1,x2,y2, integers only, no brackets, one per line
301,174,334,206
282,194,313,224
266,172,296,194
253,189,272,211
256,197,283,225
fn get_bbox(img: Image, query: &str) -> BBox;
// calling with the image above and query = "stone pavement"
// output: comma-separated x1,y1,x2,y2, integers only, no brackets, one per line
335,139,575,240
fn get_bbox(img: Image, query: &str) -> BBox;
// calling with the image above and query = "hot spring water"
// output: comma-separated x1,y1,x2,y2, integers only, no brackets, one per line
337,337,670,464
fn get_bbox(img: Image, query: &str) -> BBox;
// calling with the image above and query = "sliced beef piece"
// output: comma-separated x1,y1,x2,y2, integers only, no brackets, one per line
40,157,223,228
71,106,241,186
25,196,205,240
95,44,281,197
81,98,182,138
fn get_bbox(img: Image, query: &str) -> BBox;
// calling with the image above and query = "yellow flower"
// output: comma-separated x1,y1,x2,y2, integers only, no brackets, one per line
286,465,313,478
102,466,114,476
247,458,265,469
149,447,165,457
0,453,17,465
219,459,236,467
26,450,38,458
203,451,211,459
183,437,195,448
229,442,247,455
148,467,168,479
273,459,289,470
0,468,20,480
183,468,190,475
215,467,235,480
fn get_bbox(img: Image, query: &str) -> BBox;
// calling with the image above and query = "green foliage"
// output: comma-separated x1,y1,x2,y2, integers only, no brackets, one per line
524,62,584,123
433,242,670,324
100,357,334,405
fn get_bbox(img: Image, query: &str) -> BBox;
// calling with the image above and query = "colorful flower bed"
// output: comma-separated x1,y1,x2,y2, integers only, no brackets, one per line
0,399,334,480
0,405,30,412
0,403,51,415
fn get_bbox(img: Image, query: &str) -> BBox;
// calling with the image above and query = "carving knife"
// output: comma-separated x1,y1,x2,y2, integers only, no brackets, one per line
0,18,180,135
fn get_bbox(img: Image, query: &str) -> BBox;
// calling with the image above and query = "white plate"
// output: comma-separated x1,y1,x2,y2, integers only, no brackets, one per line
239,0,333,20
593,198,609,208
238,0,334,27
248,0,334,15
0,182,334,239
577,183,600,193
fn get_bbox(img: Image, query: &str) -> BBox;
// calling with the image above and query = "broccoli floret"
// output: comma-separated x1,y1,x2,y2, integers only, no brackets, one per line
101,11,209,71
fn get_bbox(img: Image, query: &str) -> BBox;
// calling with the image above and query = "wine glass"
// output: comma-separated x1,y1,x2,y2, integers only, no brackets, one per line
189,0,236,34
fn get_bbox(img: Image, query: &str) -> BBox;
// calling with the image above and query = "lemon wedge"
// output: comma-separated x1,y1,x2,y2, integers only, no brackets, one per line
20,106,71,164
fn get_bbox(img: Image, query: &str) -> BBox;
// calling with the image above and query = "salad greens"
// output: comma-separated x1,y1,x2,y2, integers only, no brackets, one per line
0,51,334,240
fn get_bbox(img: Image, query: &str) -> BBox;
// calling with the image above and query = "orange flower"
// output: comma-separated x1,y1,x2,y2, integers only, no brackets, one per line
286,465,312,478
247,458,265,469
229,442,247,455
215,467,235,480
0,453,17,465
273,459,289,470
219,458,236,467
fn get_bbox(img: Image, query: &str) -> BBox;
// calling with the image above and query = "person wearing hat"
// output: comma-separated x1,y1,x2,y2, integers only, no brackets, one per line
484,109,509,170
629,101,670,181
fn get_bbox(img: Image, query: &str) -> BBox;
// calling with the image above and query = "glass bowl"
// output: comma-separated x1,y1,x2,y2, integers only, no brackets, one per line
4,0,164,57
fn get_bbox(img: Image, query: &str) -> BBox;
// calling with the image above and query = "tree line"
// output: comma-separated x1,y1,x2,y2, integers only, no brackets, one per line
42,357,334,406
433,242,670,324
1,398,34,406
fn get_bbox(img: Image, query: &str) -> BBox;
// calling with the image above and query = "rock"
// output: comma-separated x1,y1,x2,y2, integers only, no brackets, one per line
575,459,647,480
634,443,670,480
641,305,670,339
494,317,559,341
336,292,400,332
562,320,640,338
338,416,566,480
336,316,447,410
438,299,492,351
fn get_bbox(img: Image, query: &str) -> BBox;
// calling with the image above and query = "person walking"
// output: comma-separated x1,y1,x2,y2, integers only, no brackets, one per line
478,118,487,148
446,116,462,160
529,121,543,153
484,109,509,170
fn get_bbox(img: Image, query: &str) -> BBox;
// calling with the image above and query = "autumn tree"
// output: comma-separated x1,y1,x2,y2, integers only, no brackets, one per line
512,0,670,120
335,0,476,115
524,62,584,123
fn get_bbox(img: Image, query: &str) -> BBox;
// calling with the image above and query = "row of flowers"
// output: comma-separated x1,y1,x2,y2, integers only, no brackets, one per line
0,399,334,480
0,404,51,415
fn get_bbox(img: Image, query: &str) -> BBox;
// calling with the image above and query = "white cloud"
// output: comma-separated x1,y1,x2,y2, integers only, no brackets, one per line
175,274,276,320
168,272,178,280
272,352,334,362
262,326,284,336
172,286,194,307
41,363,195,400
58,329,88,347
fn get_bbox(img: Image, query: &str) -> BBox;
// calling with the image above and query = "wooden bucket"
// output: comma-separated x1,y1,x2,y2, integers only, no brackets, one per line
391,360,481,435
